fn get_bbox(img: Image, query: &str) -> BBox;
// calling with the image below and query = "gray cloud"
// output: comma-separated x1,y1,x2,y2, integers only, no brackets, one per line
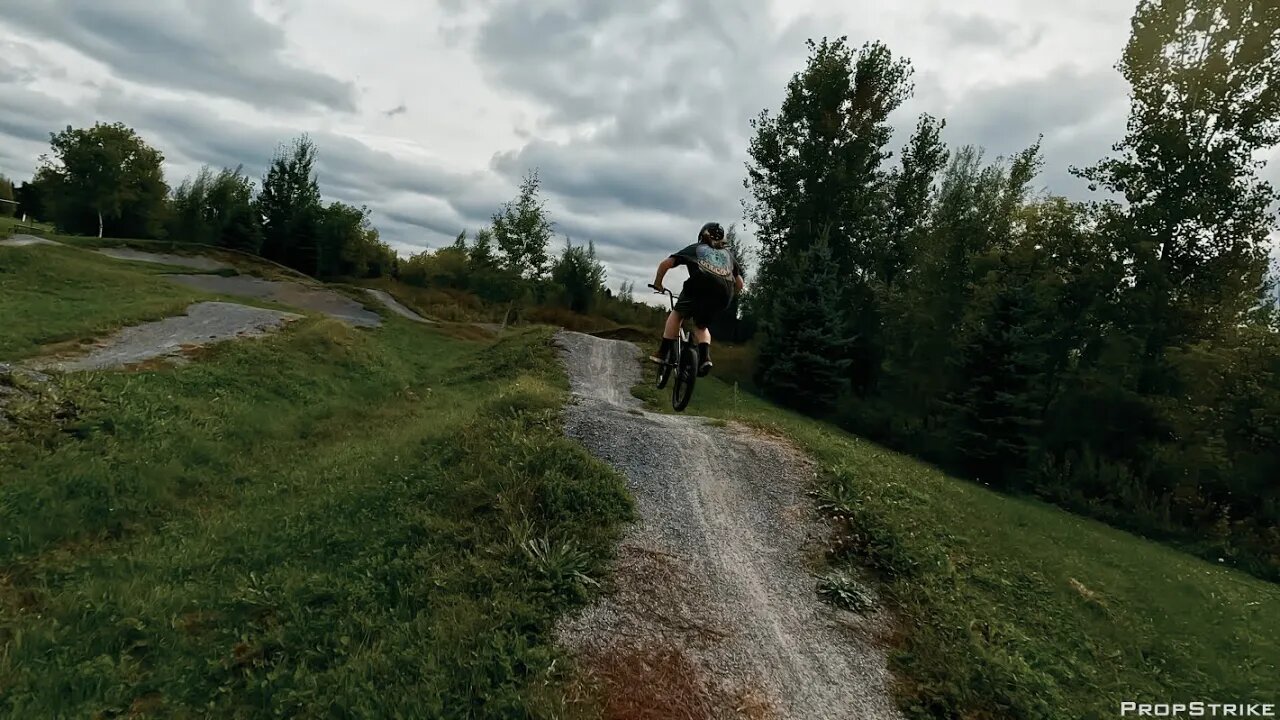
932,12,1034,49
383,104,408,117
936,65,1129,198
3,0,357,112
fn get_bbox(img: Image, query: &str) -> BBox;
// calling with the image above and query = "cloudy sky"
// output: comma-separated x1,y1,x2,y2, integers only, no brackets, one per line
1,0,1275,293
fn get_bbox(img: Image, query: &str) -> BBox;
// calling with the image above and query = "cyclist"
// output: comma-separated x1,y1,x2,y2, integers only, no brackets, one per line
649,221,744,376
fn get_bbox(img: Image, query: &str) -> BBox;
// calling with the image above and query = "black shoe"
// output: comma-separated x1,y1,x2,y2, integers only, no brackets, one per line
698,359,714,377
697,343,712,376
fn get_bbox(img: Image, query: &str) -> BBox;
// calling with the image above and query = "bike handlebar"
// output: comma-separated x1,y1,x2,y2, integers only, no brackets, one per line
647,283,673,296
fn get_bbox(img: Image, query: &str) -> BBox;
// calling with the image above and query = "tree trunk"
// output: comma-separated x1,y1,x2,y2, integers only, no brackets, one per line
98,210,104,238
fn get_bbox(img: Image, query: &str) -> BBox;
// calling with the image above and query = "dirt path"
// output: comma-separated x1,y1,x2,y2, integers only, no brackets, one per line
163,274,382,328
95,247,233,272
39,302,301,371
554,332,901,720
363,289,433,323
0,234,59,247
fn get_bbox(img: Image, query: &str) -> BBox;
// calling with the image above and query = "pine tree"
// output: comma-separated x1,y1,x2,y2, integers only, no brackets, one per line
755,234,852,413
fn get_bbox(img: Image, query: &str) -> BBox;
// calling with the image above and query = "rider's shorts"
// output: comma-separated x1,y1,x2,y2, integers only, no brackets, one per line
674,279,733,329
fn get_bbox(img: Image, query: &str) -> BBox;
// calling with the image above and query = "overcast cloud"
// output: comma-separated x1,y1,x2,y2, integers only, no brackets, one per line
1,0,1275,293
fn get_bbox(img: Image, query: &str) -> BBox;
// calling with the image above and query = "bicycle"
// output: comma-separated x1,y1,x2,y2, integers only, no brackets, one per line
648,284,697,412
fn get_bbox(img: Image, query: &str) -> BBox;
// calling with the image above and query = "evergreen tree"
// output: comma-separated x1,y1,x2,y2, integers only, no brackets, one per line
755,233,852,413
469,228,498,268
551,237,607,314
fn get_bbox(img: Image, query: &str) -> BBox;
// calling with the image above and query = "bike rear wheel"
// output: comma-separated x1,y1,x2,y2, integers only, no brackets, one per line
672,344,697,411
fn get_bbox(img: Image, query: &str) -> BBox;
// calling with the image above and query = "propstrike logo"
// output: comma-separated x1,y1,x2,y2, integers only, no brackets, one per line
1121,702,1276,717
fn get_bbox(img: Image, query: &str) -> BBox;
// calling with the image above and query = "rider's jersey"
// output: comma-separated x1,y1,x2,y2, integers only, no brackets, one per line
670,243,741,297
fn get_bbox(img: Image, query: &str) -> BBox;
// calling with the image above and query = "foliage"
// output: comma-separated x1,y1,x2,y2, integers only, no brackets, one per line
815,570,874,612
316,201,397,279
550,238,607,314
745,1,1280,579
754,233,852,413
745,36,917,393
36,122,169,238
492,170,554,279
167,165,263,253
257,134,322,273
14,178,48,222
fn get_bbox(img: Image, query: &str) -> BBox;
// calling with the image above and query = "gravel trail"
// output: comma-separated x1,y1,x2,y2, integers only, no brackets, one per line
0,234,59,247
554,331,901,720
41,301,300,371
95,247,234,271
364,288,433,323
163,274,382,327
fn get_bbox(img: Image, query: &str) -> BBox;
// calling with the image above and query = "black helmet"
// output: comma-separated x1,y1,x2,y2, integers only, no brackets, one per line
698,222,726,248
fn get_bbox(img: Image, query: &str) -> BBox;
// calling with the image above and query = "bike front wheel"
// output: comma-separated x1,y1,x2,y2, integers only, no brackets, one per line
656,342,677,390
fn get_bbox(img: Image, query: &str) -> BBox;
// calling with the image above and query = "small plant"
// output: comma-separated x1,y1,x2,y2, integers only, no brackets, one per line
816,570,875,613
523,537,601,593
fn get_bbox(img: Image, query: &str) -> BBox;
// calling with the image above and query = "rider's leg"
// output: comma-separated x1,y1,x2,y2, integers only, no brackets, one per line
664,310,682,340
650,310,682,363
695,325,713,376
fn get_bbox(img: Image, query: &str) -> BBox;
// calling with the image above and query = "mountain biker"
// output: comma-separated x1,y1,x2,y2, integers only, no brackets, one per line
650,221,744,377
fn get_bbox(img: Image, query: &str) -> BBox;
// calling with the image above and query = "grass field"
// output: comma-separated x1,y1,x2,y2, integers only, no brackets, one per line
0,249,632,717
636,373,1280,720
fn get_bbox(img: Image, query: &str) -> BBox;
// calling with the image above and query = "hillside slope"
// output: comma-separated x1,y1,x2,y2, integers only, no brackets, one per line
646,369,1280,719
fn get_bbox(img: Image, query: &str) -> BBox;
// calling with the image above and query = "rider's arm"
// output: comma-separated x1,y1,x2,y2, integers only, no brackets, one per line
735,275,745,293
653,256,677,289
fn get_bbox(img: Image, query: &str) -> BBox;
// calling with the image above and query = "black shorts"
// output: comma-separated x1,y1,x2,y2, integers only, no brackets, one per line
674,282,732,328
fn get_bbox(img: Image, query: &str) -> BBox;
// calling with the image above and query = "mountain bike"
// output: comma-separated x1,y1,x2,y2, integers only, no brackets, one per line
648,284,696,412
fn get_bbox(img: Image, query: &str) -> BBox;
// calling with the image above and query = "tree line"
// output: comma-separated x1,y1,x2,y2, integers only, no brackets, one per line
5,124,654,325
743,0,1280,578
8,126,396,280
395,170,662,328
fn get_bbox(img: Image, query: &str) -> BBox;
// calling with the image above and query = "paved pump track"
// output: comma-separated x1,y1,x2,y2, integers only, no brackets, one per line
554,331,901,720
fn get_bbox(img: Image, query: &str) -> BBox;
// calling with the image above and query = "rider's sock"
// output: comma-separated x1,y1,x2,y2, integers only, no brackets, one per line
654,337,675,361
697,342,711,366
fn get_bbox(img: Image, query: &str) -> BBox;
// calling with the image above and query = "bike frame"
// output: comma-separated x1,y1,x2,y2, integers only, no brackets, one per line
649,285,697,411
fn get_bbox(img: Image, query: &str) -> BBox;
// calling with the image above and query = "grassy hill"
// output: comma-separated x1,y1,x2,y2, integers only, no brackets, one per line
0,243,630,717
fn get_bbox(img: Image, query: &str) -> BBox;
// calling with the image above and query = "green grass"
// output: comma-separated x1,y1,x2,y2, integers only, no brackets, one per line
0,243,218,360
1,254,631,716
638,372,1280,720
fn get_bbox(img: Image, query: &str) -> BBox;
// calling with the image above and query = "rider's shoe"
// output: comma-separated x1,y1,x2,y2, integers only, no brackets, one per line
698,359,714,377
